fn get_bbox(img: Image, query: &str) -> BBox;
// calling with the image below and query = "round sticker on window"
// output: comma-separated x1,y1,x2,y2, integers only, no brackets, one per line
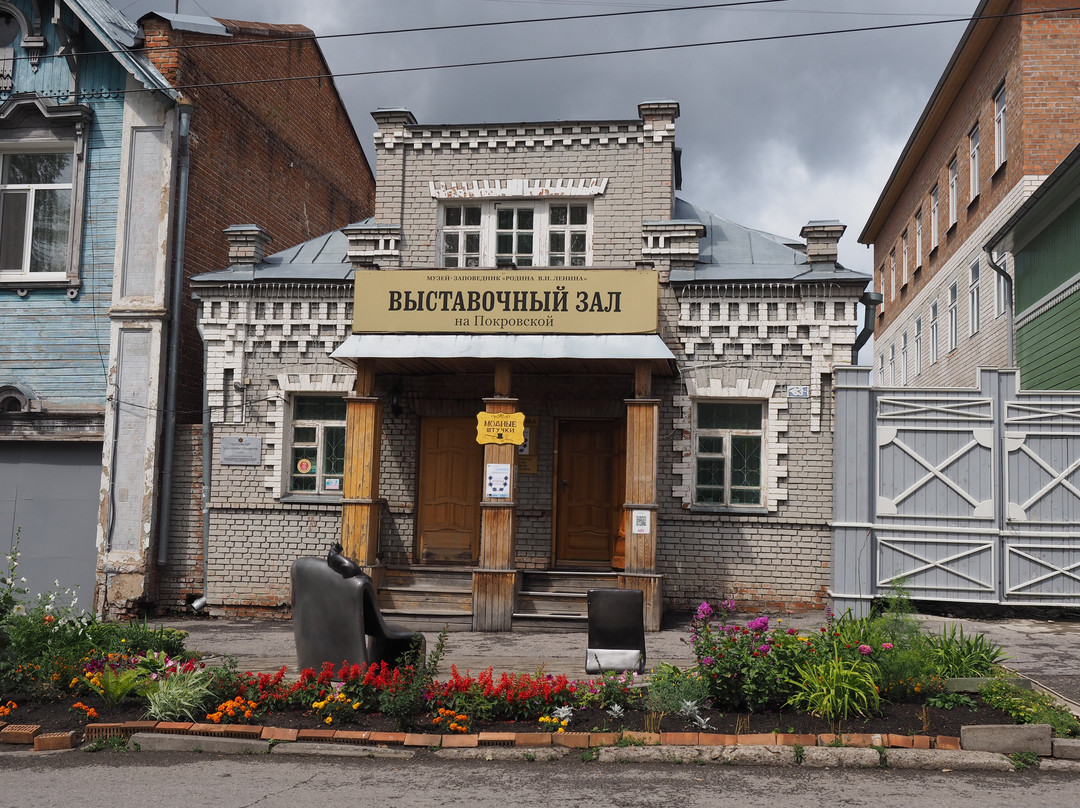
296,458,313,474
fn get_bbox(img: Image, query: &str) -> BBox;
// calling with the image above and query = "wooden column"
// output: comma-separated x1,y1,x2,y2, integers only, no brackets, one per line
341,359,384,585
621,360,663,630
473,362,520,631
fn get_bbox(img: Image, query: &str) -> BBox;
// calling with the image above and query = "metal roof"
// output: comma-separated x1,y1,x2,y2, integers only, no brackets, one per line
191,226,357,285
667,198,868,286
68,0,174,96
194,200,869,288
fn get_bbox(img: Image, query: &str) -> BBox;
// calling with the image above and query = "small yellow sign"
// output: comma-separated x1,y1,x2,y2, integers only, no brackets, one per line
477,412,526,445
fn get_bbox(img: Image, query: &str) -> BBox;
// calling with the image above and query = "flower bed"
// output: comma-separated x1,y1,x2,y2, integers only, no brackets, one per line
3,543,1079,748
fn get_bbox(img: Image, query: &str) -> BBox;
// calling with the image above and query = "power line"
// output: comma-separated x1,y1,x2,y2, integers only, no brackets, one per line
7,1,796,68
83,6,1080,98
9,1,982,66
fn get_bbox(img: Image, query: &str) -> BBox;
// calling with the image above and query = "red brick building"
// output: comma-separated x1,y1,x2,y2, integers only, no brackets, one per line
112,12,373,615
859,0,1080,387
140,13,374,425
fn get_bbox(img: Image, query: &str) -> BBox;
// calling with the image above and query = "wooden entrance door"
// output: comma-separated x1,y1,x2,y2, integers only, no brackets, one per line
416,417,483,564
555,419,624,568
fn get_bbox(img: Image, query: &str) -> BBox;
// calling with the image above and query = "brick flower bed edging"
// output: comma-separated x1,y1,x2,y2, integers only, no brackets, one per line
0,721,1046,759
74,722,957,750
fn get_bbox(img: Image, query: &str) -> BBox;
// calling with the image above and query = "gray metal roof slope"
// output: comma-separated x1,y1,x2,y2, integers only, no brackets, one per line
68,0,174,95
191,225,359,285
667,197,868,286
195,205,870,288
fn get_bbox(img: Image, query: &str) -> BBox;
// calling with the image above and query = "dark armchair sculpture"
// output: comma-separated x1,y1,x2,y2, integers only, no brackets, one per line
585,588,646,674
291,545,424,672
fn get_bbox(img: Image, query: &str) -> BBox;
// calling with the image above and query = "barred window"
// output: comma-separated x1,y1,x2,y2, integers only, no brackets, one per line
694,401,763,507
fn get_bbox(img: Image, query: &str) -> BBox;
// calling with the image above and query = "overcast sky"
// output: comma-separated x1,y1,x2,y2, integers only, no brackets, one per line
118,0,982,273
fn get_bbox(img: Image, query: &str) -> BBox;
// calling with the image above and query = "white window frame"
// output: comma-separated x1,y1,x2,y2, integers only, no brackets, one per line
948,158,958,227
879,354,887,385
901,332,909,385
914,316,923,376
287,395,347,496
0,106,88,292
692,400,765,508
901,231,909,286
889,343,896,385
438,200,592,268
889,249,896,299
948,282,959,351
930,186,940,245
969,123,980,199
930,301,940,364
879,263,887,313
969,259,981,335
914,210,923,268
994,81,1007,169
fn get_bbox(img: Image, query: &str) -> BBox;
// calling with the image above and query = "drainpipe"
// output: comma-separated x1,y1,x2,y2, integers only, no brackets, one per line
157,98,195,565
985,250,1014,367
851,291,884,365
195,302,210,609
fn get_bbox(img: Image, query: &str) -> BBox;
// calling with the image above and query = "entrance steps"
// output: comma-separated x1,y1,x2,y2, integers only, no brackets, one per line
511,570,620,632
376,567,621,632
377,566,474,632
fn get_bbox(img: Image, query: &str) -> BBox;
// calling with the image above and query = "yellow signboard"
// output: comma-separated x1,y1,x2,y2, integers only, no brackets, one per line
477,412,526,445
353,268,657,334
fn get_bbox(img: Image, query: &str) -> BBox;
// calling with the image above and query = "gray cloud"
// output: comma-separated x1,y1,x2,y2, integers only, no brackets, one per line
130,0,980,269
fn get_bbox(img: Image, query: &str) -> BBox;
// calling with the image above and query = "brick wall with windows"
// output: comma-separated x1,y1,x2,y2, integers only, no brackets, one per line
863,2,1080,387
192,101,863,618
140,16,374,426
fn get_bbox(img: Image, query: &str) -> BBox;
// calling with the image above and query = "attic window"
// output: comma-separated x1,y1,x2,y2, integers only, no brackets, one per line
0,13,18,47
0,384,36,414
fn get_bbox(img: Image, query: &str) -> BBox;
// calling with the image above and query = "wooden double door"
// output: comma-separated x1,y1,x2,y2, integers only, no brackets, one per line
415,416,625,568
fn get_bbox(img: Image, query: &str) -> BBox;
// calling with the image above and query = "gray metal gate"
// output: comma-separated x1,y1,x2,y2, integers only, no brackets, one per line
833,367,1080,615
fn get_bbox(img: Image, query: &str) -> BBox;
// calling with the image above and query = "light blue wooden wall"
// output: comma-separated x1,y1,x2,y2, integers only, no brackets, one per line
0,2,132,408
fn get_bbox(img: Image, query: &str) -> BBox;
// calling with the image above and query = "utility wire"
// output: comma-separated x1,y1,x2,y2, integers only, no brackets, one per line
93,6,1080,98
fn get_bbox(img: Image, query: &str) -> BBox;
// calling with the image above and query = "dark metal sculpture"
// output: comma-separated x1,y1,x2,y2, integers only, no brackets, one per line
291,546,424,672
585,588,646,674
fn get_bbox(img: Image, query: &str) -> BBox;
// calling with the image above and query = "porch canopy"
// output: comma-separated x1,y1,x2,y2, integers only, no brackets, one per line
330,333,675,375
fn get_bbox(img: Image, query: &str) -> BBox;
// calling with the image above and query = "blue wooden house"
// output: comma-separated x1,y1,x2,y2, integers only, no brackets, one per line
0,1,374,616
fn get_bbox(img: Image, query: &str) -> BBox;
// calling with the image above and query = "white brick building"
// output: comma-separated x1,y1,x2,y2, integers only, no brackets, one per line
188,102,870,628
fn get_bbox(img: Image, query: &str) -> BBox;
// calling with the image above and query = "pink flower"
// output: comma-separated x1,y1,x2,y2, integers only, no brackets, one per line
695,601,714,621
746,616,769,632
857,644,872,656
786,628,797,635
881,642,893,650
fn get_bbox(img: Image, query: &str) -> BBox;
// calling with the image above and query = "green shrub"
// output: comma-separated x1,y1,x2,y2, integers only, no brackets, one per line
786,646,881,730
144,670,213,721
979,676,1080,738
645,663,711,715
926,624,1006,678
